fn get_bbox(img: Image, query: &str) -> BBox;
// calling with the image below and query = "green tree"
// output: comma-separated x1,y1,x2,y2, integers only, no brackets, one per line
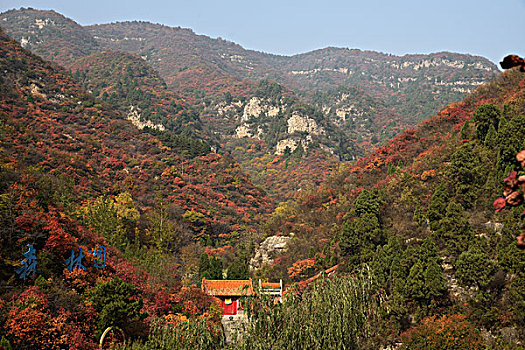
423,260,447,302
413,202,426,227
89,277,146,334
435,202,473,255
484,124,498,149
340,212,384,264
79,196,129,249
427,184,449,231
508,273,525,325
227,259,249,279
496,114,525,171
448,143,481,208
473,104,500,143
352,189,381,218
340,189,385,265
405,238,447,310
405,261,426,301
460,120,471,140
455,246,495,289
199,254,223,280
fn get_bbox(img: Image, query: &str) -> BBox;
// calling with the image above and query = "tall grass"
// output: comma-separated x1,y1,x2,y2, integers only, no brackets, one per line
233,268,383,350
124,318,225,350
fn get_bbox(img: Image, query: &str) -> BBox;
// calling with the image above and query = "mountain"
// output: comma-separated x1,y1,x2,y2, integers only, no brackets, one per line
0,8,502,201
0,8,499,137
1,6,524,349
0,8,100,66
69,50,217,150
0,25,256,348
85,21,499,123
0,21,274,286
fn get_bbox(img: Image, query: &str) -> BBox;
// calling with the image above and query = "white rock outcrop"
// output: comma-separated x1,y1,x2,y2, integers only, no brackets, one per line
127,106,165,131
235,124,253,138
275,139,299,155
250,235,292,270
242,97,279,121
287,112,323,135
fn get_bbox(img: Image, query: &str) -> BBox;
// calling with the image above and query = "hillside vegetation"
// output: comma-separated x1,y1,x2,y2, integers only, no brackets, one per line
259,68,525,348
0,7,524,350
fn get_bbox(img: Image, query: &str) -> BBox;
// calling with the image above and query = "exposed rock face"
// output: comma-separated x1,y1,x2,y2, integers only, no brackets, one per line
127,105,165,131
217,102,239,117
275,139,300,155
235,124,264,139
250,235,292,270
287,112,323,135
484,221,503,233
441,256,477,300
242,97,279,121
334,106,363,123
235,124,253,138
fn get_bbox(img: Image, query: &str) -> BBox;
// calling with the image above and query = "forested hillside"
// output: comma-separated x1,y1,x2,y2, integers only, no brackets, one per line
0,27,274,348
258,67,525,348
0,6,524,350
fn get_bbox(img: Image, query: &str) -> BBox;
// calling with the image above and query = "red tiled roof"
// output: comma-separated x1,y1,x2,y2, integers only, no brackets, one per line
261,282,281,288
201,278,254,297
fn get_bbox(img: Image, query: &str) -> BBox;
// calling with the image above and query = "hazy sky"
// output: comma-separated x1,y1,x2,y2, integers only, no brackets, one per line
1,0,524,64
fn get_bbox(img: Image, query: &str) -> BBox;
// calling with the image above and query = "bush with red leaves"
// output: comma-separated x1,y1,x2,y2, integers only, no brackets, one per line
493,150,525,249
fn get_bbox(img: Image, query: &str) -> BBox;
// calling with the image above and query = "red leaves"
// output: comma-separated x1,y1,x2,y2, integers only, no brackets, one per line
517,232,525,249
494,150,525,249
497,165,525,209
493,197,506,212
506,191,523,206
503,170,518,190
517,150,525,168
44,217,74,257
288,258,316,280
400,314,483,350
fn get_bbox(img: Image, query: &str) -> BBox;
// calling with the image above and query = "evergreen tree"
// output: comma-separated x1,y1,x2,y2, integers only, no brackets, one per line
227,259,249,280
90,277,146,334
448,143,481,208
473,104,500,143
455,246,495,289
435,202,473,256
413,202,426,227
484,124,497,149
352,189,381,218
198,253,210,280
496,114,525,171
460,120,471,140
427,184,449,231
423,259,447,302
405,261,426,301
199,253,223,280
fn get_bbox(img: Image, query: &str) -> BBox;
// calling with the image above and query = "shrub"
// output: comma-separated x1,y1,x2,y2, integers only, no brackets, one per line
400,314,483,350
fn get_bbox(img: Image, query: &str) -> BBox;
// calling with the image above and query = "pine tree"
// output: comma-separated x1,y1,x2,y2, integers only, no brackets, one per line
435,202,473,256
227,259,249,280
427,184,449,231
484,124,497,149
199,253,210,279
455,246,495,289
473,104,500,143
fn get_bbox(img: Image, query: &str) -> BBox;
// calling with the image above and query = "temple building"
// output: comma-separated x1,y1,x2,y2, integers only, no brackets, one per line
201,278,254,315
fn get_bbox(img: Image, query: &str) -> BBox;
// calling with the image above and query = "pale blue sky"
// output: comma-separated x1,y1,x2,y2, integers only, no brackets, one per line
1,0,524,64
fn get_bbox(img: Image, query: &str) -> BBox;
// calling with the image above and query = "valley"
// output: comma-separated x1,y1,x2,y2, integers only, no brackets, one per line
0,6,523,350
